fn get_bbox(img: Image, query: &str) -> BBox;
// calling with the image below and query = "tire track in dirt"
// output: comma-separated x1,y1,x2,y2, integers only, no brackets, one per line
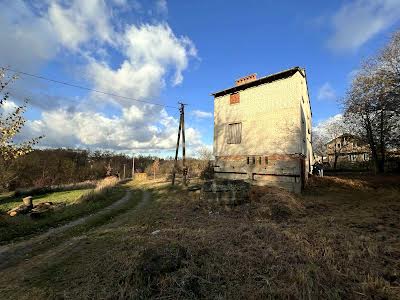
0,190,148,271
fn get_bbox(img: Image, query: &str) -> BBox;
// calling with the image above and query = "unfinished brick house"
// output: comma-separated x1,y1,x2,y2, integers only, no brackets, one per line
212,67,313,193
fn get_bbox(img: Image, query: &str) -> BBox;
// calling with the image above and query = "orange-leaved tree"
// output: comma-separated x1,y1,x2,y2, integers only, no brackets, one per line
0,68,43,190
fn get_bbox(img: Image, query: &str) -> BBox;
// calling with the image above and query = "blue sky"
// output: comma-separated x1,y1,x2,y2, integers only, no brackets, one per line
1,0,400,156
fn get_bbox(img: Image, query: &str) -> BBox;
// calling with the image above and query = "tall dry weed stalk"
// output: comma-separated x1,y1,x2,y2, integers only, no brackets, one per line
79,176,119,202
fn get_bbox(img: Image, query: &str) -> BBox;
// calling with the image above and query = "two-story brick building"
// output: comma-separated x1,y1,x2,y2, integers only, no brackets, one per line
211,67,313,193
326,134,370,167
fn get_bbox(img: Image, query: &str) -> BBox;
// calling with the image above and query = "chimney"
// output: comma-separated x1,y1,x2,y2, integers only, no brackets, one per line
235,73,257,86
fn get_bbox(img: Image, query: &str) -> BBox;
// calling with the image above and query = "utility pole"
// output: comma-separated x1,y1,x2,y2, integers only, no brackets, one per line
172,102,187,186
132,156,135,179
181,103,187,186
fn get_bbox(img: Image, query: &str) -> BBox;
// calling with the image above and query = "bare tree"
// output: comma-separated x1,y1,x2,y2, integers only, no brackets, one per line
312,129,327,163
151,159,160,180
314,115,348,169
195,146,214,179
343,30,400,173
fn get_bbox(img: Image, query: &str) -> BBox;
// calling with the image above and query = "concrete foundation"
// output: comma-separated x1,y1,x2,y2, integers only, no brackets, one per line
214,154,303,194
200,180,251,205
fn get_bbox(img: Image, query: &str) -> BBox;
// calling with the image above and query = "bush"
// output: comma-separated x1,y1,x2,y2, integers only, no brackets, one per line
200,161,214,180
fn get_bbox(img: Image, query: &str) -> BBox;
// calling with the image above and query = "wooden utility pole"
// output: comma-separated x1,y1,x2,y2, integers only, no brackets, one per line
132,156,135,179
172,102,187,185
181,103,187,186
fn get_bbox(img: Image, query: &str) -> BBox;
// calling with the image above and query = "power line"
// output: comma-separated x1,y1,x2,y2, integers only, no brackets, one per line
1,66,179,109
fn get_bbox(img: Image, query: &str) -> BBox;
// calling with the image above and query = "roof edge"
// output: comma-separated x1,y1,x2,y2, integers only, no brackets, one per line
211,66,303,97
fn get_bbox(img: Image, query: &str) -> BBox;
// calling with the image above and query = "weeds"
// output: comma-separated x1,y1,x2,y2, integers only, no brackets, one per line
78,176,119,203
0,176,399,299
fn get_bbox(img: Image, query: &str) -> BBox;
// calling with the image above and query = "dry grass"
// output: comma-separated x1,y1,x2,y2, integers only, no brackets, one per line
78,176,119,202
109,177,400,299
0,176,399,299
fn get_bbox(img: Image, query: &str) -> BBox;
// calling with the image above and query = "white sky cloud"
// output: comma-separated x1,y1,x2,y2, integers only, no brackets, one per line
191,110,212,118
327,0,400,51
0,99,18,115
1,0,204,153
21,106,203,152
0,0,57,70
317,82,336,101
313,114,344,141
123,23,197,86
155,0,168,16
48,0,116,51
347,69,360,84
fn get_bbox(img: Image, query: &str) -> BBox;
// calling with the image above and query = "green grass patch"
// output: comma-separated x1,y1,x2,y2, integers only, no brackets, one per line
0,189,91,213
0,185,127,244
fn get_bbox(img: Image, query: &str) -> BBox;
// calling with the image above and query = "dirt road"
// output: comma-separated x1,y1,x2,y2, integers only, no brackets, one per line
0,189,148,271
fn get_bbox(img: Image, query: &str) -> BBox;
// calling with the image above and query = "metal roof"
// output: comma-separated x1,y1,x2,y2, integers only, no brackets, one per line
211,66,305,97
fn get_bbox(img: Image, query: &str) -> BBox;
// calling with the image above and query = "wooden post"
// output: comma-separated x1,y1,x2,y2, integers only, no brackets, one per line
123,164,126,179
132,157,135,179
172,108,183,185
181,103,187,186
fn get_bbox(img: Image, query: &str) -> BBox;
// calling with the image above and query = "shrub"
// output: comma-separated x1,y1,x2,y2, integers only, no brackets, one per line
200,161,214,180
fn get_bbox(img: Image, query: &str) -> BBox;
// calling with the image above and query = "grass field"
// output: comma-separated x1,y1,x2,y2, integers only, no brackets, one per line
0,189,91,213
0,180,127,244
0,175,399,299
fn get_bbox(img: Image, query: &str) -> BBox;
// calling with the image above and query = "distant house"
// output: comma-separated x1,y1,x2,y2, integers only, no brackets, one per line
326,134,370,167
211,67,313,193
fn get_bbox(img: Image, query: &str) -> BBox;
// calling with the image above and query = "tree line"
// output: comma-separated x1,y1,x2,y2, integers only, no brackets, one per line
0,148,212,191
0,67,213,192
1,149,148,191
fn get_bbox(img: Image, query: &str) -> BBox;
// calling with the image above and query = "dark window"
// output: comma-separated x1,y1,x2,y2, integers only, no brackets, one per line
227,122,242,144
247,157,250,164
265,157,268,165
252,157,255,164
258,157,262,165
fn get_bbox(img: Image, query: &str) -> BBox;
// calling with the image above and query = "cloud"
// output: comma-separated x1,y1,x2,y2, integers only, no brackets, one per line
123,23,197,86
0,99,18,115
313,114,344,140
191,110,212,118
1,2,197,106
48,0,116,51
85,23,197,108
155,0,168,16
327,0,400,51
317,82,336,101
0,0,57,70
347,69,360,84
1,1,205,153
21,105,203,152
